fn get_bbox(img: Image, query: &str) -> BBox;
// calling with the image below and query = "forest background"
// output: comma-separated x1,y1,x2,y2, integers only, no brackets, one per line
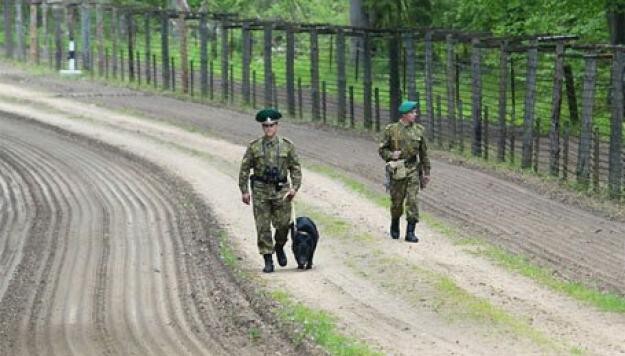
118,0,619,44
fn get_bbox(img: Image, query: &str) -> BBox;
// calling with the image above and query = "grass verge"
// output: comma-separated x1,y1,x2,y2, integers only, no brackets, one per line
307,163,625,314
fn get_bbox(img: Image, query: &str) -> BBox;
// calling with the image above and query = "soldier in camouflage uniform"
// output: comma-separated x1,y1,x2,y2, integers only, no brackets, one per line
239,108,302,273
378,101,431,242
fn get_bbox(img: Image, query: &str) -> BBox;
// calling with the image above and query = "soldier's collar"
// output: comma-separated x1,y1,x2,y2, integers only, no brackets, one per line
263,135,279,145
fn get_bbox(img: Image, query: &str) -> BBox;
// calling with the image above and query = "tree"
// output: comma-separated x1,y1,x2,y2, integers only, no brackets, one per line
607,0,625,44
363,0,432,29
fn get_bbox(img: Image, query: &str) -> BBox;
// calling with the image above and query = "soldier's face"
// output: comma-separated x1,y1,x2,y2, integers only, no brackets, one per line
262,122,278,138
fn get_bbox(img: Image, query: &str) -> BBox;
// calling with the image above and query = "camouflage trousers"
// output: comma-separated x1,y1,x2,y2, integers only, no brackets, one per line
389,171,420,223
252,186,292,255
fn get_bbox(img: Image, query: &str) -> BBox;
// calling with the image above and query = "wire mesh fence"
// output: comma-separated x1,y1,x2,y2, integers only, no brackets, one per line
1,1,624,199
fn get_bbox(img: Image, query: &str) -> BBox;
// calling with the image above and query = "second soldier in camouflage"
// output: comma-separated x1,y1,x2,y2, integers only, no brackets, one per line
379,101,431,242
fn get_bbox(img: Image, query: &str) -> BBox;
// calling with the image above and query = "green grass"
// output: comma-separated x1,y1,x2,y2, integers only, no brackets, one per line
301,198,562,351
306,162,625,314
270,290,382,356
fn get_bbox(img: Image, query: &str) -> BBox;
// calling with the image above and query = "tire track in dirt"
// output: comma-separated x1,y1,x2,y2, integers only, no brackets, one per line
0,115,301,355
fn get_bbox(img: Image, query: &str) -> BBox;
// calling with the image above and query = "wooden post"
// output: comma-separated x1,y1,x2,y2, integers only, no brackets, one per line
241,22,251,104
564,64,579,126
458,99,464,152
446,35,456,148
41,3,48,65
171,56,175,91
96,5,104,76
389,31,401,122
54,6,62,70
310,27,321,121
221,18,229,102
263,22,272,107
152,54,157,87
160,10,170,90
336,28,347,125
522,40,538,169
349,85,355,128
120,49,124,81
144,12,151,84
363,31,372,129
484,106,489,160
208,59,215,100
15,0,24,61
4,0,14,58
375,87,381,132
510,56,516,160
534,119,540,173
199,13,208,97
510,130,516,163
127,11,134,81
297,76,303,118
609,48,624,198
549,42,565,177
29,2,38,63
252,69,256,107
80,4,90,69
190,60,194,96
425,31,434,133
471,38,483,157
137,50,141,85
436,94,442,147
111,8,118,78
286,25,295,115
322,80,327,124
179,11,188,94
231,64,236,103
497,40,508,162
563,123,570,181
576,54,597,185
271,71,277,108
593,127,600,193
406,33,416,100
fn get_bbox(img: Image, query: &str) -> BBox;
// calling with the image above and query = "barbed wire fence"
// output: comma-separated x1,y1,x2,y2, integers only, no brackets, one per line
1,1,624,200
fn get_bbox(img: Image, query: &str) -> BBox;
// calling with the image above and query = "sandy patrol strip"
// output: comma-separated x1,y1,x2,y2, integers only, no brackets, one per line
1,79,625,355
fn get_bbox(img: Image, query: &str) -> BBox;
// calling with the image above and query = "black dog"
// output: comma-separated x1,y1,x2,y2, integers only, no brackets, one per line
291,217,319,270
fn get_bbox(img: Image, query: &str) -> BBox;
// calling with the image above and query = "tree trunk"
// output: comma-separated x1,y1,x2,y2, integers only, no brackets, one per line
349,0,368,60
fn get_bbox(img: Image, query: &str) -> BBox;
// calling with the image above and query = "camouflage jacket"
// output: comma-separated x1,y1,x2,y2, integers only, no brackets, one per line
238,136,302,194
378,121,431,175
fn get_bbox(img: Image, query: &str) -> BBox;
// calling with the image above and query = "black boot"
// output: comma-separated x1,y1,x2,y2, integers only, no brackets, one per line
262,254,274,273
275,244,287,267
390,218,400,239
405,222,419,243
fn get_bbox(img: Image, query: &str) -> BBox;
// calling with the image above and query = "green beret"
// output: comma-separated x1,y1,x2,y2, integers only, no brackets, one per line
255,108,282,123
398,101,418,114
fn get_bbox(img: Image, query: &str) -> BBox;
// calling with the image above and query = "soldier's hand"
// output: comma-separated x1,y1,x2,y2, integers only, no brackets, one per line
285,189,297,201
242,192,251,205
391,150,401,160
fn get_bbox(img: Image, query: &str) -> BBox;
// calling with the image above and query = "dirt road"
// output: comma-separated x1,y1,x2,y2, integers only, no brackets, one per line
0,113,300,355
1,63,625,355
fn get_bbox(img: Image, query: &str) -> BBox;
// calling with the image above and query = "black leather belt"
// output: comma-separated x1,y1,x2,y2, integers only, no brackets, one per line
251,175,287,184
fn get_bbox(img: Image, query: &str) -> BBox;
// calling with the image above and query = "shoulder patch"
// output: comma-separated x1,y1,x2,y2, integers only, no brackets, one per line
281,137,294,145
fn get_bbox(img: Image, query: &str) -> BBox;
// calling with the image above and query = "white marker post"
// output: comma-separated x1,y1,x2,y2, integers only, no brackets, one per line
60,39,82,75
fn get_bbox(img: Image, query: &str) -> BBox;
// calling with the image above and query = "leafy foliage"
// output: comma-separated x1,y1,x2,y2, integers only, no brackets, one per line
432,0,608,42
362,0,432,28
